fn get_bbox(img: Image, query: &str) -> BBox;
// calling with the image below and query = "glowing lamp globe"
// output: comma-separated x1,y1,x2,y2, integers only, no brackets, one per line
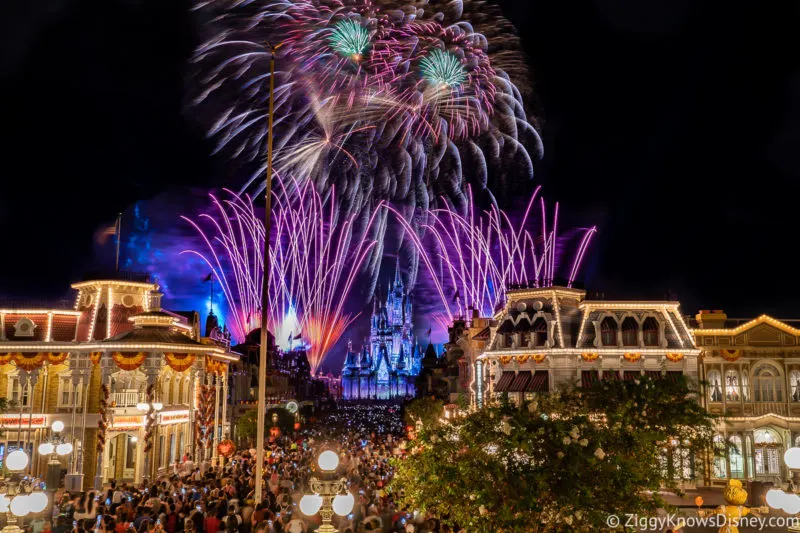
153,402,163,411
785,447,800,470
51,420,65,433
299,494,322,516
28,492,48,514
38,442,55,456
56,442,73,456
6,449,29,471
0,494,10,513
784,493,800,515
136,402,150,411
332,492,355,516
10,494,30,517
766,489,786,509
317,450,339,471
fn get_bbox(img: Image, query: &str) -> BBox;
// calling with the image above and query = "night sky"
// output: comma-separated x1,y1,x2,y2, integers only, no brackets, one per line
2,1,799,324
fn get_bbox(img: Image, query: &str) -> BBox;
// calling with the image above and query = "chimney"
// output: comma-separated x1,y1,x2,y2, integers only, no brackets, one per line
695,309,727,329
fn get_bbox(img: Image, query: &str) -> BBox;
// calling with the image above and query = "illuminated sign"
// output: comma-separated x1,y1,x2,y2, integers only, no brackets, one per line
159,412,190,425
0,415,47,428
110,415,144,429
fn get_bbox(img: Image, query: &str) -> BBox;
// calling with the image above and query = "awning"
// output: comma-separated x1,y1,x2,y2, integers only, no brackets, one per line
666,371,683,383
602,371,620,381
623,371,641,381
646,370,663,380
582,370,600,388
495,371,515,392
507,371,531,392
527,372,549,392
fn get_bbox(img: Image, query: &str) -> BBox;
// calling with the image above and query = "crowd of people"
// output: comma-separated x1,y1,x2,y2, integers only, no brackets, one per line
16,403,459,533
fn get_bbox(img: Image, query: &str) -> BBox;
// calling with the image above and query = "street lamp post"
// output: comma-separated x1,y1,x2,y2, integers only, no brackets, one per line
38,421,73,519
765,446,800,529
299,450,355,533
0,450,49,533
255,39,283,504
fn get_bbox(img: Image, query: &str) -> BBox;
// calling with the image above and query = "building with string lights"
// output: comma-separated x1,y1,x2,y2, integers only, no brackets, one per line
690,310,800,486
0,272,239,489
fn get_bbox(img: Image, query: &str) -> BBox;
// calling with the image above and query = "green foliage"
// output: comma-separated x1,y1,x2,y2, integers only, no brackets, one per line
236,409,259,442
404,397,445,428
391,376,715,532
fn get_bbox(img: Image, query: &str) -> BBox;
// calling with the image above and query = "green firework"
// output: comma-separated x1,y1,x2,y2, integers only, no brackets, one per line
328,19,370,58
420,49,467,87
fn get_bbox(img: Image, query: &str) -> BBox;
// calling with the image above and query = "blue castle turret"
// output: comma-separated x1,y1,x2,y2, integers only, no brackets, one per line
341,260,422,399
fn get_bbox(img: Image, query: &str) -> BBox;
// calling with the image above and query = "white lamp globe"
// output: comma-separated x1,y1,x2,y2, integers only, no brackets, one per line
56,443,73,456
28,492,48,514
766,489,786,509
51,420,65,433
6,449,29,471
153,402,163,411
332,492,355,516
0,494,10,513
299,494,322,516
785,447,800,470
10,494,30,517
783,493,800,515
38,442,55,456
317,450,339,471
136,402,150,411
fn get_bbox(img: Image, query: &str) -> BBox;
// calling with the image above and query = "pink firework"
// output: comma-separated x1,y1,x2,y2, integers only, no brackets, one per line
181,179,382,374
391,186,596,324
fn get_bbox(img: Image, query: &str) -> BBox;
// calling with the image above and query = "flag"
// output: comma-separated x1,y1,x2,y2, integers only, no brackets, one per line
95,217,119,245
203,273,213,282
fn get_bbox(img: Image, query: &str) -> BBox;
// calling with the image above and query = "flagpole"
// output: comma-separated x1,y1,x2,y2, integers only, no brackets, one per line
114,213,122,272
256,40,283,504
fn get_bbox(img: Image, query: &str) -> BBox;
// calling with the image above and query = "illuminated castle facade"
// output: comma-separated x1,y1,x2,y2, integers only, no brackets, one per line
341,262,422,399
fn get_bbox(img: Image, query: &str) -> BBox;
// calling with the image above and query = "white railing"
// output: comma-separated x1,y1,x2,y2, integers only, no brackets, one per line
751,402,788,416
111,391,145,408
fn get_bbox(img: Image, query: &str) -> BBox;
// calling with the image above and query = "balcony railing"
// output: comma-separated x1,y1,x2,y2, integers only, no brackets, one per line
111,391,145,408
751,402,789,417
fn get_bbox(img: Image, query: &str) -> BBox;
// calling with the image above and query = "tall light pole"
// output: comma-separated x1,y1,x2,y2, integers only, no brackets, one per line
255,40,282,504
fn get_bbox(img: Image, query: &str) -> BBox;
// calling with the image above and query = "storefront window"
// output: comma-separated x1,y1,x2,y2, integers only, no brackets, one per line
713,435,727,478
729,436,744,478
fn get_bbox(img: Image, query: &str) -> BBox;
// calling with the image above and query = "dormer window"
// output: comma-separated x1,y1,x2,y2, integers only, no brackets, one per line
533,318,548,347
600,317,618,346
622,317,638,346
13,318,36,337
643,317,659,346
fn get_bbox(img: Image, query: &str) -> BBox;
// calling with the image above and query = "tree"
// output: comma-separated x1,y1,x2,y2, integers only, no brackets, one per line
236,409,259,444
403,397,445,428
391,376,715,532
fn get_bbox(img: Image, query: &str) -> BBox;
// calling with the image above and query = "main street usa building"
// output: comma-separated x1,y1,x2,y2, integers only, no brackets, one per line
475,286,699,408
0,273,239,489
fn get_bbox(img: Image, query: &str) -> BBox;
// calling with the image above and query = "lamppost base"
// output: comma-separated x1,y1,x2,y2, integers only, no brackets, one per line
2,524,23,533
316,525,337,533
64,473,84,491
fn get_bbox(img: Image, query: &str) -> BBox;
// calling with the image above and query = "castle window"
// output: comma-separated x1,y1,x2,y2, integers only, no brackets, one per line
600,317,618,346
533,318,547,347
642,317,659,346
621,317,638,347
753,364,783,402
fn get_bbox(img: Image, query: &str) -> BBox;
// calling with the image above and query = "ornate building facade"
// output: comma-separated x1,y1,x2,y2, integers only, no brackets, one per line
475,286,699,407
341,264,422,399
0,273,238,489
691,310,800,486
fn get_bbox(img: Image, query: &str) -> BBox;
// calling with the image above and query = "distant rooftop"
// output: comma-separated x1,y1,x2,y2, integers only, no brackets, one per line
687,317,800,329
0,297,74,310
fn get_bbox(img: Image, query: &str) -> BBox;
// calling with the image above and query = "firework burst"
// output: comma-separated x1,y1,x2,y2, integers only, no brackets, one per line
181,179,383,374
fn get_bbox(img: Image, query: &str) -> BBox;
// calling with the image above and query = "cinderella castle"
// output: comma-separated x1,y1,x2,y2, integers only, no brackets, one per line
341,261,423,399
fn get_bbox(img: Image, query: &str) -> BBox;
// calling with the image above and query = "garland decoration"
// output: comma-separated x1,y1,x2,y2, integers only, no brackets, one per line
144,383,156,453
97,384,110,454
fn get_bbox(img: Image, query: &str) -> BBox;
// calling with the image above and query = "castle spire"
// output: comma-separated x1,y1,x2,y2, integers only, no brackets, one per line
394,256,402,288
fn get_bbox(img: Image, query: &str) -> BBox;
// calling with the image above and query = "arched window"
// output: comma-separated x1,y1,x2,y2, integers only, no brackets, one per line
753,364,783,402
791,370,800,402
725,369,741,402
533,318,547,347
172,378,181,406
622,317,639,346
643,317,659,346
754,428,782,475
729,435,744,478
742,369,751,401
600,317,618,346
713,434,727,478
707,369,723,402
